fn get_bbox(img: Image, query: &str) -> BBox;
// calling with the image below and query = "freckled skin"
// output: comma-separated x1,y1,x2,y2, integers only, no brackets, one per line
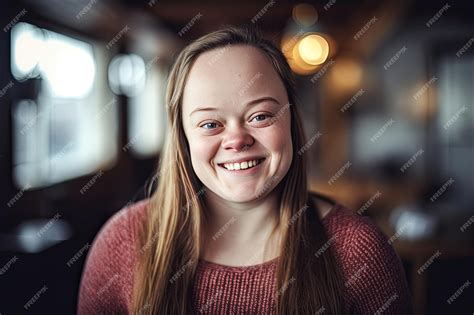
181,45,293,203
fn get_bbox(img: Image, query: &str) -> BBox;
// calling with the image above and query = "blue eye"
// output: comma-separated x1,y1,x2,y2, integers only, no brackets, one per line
200,122,218,129
252,114,270,122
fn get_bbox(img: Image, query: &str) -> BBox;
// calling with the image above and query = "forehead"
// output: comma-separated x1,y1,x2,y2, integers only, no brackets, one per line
182,44,287,113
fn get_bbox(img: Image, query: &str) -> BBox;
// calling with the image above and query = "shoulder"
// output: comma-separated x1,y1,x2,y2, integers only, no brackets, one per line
107,198,150,241
85,198,150,261
321,203,412,314
77,199,150,314
320,203,396,264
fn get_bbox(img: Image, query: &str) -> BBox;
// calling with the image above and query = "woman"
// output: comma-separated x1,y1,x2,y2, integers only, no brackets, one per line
78,26,411,314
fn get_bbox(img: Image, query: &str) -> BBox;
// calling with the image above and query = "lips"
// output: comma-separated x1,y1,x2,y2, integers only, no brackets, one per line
217,156,266,165
217,158,266,171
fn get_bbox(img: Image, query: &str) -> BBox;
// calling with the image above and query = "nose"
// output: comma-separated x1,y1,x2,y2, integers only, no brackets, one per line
221,126,254,152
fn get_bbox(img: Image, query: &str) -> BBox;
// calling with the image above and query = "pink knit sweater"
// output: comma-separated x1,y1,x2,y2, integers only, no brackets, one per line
77,199,411,314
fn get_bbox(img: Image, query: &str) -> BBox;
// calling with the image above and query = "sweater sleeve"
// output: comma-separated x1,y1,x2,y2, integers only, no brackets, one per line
342,217,412,315
77,203,141,315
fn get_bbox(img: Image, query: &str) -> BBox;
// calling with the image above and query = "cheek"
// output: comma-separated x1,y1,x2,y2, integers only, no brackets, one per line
188,138,216,182
267,116,293,156
188,136,218,164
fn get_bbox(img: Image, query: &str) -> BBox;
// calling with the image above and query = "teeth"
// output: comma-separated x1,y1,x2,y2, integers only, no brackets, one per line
222,159,261,171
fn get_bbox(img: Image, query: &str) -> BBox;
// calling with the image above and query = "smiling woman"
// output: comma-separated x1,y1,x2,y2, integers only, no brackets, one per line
77,25,412,314
182,43,293,205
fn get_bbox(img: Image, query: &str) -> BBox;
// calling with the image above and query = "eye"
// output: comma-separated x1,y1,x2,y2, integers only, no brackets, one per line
250,114,272,123
200,122,219,130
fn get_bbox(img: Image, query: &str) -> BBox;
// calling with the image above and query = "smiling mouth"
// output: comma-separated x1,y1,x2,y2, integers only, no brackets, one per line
218,158,266,171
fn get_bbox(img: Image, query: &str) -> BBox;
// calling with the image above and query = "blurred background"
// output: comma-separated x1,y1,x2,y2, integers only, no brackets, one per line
0,0,473,313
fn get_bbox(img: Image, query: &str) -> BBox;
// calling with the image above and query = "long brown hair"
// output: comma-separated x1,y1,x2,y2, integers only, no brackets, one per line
132,25,345,314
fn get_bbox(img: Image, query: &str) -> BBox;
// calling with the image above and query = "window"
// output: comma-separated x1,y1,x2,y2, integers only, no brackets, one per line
108,53,166,157
11,22,118,189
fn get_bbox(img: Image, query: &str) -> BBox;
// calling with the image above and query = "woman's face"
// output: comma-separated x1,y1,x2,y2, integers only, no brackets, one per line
181,44,293,203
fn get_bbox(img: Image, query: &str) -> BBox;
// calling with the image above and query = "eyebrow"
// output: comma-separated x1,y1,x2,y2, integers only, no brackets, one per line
189,96,281,117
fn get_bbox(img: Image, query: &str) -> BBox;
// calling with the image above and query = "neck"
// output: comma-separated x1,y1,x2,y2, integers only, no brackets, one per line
201,189,282,265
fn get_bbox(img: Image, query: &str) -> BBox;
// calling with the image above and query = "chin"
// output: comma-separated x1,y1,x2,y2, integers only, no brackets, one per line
231,194,261,203
227,185,275,203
